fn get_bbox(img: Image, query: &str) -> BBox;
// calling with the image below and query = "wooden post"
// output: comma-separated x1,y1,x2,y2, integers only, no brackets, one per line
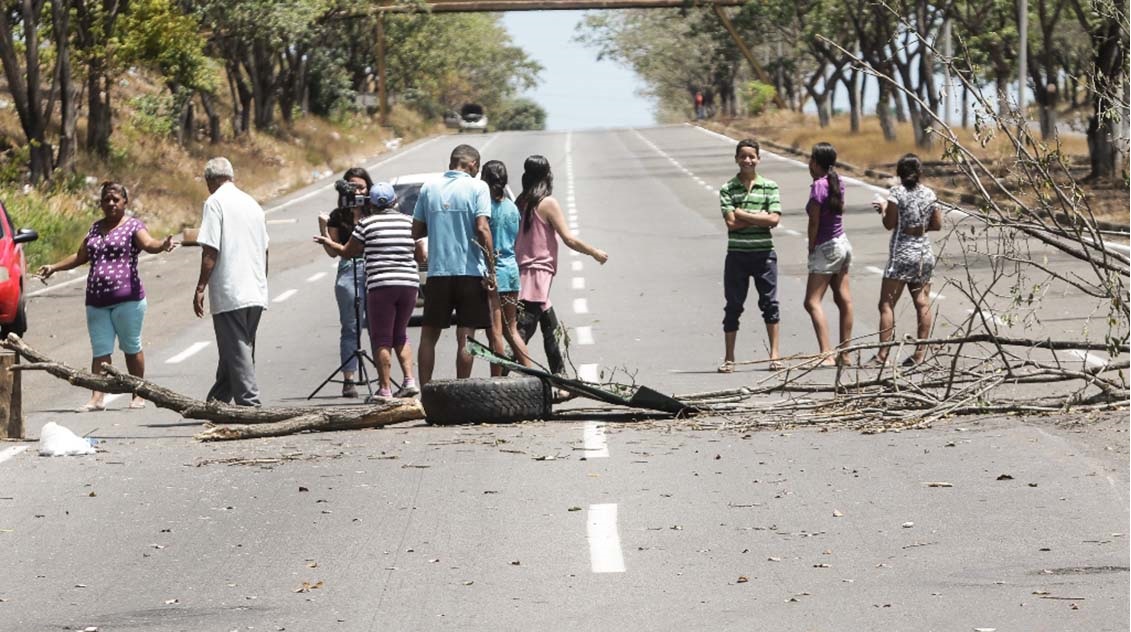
711,3,788,111
0,350,22,439
376,12,388,127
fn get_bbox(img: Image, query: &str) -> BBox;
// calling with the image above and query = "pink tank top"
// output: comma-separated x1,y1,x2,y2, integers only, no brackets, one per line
515,202,558,304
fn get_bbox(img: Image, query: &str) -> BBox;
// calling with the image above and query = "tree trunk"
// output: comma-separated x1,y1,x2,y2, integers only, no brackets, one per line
86,63,112,158
877,80,897,141
199,91,222,144
53,0,78,174
0,0,56,183
1084,4,1126,179
844,68,861,133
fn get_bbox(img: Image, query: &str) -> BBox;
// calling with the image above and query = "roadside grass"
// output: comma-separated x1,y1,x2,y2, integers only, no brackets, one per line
725,109,1090,170
0,67,447,269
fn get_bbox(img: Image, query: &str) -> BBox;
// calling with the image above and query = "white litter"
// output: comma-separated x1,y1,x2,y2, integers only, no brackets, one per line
38,422,96,456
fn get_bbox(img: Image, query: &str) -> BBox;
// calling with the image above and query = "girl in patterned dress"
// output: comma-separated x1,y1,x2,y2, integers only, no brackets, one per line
38,182,177,411
481,160,533,373
869,154,942,367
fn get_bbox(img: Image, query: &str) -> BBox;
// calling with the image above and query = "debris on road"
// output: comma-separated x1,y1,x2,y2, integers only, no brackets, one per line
37,421,96,456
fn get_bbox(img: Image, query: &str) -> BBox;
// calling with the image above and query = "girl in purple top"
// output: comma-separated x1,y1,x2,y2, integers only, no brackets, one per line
38,182,176,411
803,142,854,367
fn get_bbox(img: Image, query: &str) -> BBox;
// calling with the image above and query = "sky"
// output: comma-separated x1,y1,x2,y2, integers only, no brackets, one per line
502,11,656,131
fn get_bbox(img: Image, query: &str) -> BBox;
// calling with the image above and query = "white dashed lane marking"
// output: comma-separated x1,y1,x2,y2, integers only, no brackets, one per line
583,422,609,458
273,289,298,303
571,277,586,290
865,265,885,276
588,504,626,573
1070,349,1108,368
306,272,328,283
571,260,583,272
578,363,599,383
575,326,595,345
966,308,1006,327
572,298,589,314
783,229,801,237
165,341,210,365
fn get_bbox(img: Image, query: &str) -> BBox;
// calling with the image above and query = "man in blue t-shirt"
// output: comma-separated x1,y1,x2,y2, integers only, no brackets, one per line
412,144,496,386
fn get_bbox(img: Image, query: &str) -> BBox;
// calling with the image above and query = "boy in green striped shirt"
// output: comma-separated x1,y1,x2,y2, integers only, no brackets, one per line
718,138,782,372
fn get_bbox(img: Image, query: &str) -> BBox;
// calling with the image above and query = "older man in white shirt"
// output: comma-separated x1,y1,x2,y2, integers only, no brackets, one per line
192,157,269,406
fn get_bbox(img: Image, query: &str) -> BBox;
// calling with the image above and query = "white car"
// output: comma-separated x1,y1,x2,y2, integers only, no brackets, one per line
458,103,488,133
388,172,514,321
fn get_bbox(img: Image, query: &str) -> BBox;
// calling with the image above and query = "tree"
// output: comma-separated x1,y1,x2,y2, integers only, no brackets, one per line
74,0,127,159
1069,0,1128,179
495,98,546,131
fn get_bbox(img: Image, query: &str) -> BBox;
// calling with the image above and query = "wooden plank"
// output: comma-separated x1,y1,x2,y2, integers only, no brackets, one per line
0,350,22,439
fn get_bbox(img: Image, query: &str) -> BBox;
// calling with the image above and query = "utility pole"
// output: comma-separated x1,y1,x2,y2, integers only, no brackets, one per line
376,12,388,126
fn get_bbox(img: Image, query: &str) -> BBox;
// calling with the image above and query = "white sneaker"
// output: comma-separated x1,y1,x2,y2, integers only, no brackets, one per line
394,384,420,398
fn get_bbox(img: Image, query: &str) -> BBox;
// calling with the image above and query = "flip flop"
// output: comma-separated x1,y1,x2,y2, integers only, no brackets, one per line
128,400,147,409
863,356,889,368
74,402,106,413
716,361,735,373
767,360,785,371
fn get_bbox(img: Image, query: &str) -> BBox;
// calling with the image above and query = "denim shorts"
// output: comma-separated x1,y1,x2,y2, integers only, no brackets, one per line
807,235,852,275
86,299,147,357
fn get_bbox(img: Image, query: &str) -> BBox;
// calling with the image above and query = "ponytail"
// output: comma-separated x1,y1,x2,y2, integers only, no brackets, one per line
810,142,843,215
896,153,922,189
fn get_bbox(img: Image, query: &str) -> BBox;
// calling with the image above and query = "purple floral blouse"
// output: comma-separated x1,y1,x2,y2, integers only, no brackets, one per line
85,216,146,307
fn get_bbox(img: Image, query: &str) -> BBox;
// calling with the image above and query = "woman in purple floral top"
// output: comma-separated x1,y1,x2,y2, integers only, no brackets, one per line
38,182,177,411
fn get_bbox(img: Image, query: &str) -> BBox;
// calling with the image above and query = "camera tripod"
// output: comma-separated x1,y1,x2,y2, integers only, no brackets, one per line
307,256,382,400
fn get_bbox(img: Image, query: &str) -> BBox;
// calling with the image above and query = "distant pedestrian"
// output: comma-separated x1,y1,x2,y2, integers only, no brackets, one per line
717,139,782,373
37,181,177,412
481,160,533,373
514,155,608,377
192,157,269,406
694,90,705,119
802,142,854,366
867,153,942,367
411,144,495,386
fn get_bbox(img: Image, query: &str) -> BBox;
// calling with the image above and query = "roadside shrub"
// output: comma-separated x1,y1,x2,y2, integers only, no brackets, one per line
743,81,777,117
2,187,96,269
494,98,547,131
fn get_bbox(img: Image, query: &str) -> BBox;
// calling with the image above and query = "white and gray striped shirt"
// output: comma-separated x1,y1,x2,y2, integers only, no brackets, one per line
352,211,419,290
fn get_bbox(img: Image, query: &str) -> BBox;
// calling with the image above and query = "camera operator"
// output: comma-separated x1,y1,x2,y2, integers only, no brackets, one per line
317,167,374,397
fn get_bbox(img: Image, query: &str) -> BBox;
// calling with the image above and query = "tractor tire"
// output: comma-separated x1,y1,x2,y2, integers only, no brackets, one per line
421,377,550,426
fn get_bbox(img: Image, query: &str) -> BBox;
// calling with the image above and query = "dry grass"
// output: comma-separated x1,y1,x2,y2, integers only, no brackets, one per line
0,69,445,267
722,110,1090,170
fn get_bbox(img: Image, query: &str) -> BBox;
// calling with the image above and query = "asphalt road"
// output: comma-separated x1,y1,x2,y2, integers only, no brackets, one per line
1,125,1127,631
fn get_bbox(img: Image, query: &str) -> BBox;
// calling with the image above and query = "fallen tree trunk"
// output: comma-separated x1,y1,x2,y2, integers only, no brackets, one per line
2,334,425,439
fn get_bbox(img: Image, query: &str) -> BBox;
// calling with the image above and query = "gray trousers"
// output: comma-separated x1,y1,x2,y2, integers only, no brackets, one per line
207,306,264,406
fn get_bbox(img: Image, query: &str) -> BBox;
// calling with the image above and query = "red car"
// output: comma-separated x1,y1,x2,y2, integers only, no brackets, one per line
0,201,38,337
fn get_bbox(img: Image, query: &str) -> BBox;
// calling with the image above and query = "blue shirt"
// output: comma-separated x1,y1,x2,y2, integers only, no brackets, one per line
489,198,521,293
413,170,492,277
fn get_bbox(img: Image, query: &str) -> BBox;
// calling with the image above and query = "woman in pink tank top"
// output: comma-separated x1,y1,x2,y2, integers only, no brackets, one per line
514,155,608,375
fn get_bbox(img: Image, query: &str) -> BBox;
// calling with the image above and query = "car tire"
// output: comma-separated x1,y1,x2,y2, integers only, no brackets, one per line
421,377,550,426
2,294,26,338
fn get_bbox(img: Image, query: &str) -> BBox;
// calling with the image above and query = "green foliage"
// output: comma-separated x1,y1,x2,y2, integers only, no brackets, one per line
128,94,176,136
494,98,547,131
120,0,216,93
2,189,97,270
743,81,777,117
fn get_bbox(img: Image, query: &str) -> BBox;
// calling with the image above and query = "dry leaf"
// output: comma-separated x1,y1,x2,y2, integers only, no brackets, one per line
996,474,1014,480
924,481,953,488
294,580,324,593
164,598,179,605
902,522,915,528
832,510,843,517
736,576,748,583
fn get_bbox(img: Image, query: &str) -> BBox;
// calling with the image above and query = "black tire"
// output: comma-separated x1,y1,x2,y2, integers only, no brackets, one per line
421,377,550,425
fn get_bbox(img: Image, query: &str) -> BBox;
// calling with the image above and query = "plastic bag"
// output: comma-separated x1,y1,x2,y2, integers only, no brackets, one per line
38,422,96,456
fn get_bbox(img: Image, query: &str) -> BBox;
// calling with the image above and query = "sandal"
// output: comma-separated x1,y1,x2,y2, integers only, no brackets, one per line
767,359,785,371
128,400,147,410
74,402,106,413
863,355,889,368
716,361,735,374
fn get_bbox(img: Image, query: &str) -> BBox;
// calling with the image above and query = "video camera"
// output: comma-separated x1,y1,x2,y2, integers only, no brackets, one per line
335,179,368,209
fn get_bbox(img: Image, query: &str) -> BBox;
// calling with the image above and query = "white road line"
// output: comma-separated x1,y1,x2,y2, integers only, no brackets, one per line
306,272,328,283
929,291,945,300
583,422,610,458
571,277,586,290
783,228,801,237
266,218,297,225
573,298,589,314
1070,349,1107,368
571,260,583,272
273,289,298,303
569,250,580,257
165,341,210,364
865,265,885,276
575,326,594,345
588,504,626,573
578,363,600,383
0,445,28,465
103,393,125,406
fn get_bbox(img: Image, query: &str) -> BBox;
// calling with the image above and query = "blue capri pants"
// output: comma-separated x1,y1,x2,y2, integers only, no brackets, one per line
86,299,148,357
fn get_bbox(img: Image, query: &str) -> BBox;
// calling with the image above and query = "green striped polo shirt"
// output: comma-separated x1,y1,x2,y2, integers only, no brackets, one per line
719,174,781,252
